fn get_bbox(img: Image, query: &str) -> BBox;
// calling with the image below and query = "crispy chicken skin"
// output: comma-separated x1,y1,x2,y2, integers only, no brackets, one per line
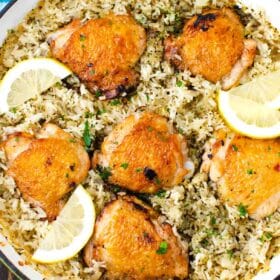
84,196,188,279
48,14,147,99
93,112,192,193
202,131,280,219
164,8,257,90
1,124,90,220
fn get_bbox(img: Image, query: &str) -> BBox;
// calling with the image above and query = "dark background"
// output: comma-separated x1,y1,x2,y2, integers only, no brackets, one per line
0,262,17,280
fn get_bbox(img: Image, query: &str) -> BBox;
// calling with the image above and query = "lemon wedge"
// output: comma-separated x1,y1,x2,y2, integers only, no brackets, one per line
227,70,280,109
218,71,280,139
32,186,95,264
0,58,71,113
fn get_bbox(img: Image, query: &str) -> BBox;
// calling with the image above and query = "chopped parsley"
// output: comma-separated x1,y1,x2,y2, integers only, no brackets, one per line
65,173,69,178
84,111,94,118
156,241,168,254
232,144,238,152
136,167,143,173
110,99,121,106
178,128,184,135
200,238,209,247
156,189,166,198
278,152,280,157
97,108,107,115
112,185,121,193
97,166,112,181
210,216,216,225
176,80,184,87
237,203,247,217
10,107,17,113
206,228,218,237
259,232,272,243
246,169,254,175
120,162,129,169
79,34,86,41
95,90,102,98
68,138,76,143
154,177,161,185
226,249,234,259
83,120,92,149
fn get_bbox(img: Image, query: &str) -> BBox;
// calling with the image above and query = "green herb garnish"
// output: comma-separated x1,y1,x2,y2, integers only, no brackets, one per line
112,185,121,193
95,90,102,98
226,249,234,259
156,189,166,198
84,111,94,118
206,229,218,237
97,166,112,181
246,169,254,175
154,177,161,185
97,108,107,115
210,216,216,225
83,120,92,149
232,144,238,152
120,163,129,169
178,128,184,135
200,238,209,247
259,232,272,243
110,100,121,106
80,34,86,41
156,241,168,254
237,203,247,217
136,168,143,173
176,80,183,87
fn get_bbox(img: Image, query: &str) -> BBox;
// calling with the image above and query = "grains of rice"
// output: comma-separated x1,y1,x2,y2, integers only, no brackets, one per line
0,0,279,279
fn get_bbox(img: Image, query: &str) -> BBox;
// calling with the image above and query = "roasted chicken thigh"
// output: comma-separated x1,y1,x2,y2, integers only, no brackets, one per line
84,196,188,279
164,8,257,90
202,131,280,219
93,112,193,193
1,124,90,220
48,14,147,99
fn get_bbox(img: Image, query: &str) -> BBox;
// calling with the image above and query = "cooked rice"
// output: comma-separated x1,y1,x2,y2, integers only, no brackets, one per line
0,0,279,279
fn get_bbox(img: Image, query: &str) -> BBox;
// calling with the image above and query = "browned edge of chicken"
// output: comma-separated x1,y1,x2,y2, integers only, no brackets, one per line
84,195,188,279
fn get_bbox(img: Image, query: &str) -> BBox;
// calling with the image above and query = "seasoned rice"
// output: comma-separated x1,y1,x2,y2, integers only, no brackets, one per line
0,0,279,279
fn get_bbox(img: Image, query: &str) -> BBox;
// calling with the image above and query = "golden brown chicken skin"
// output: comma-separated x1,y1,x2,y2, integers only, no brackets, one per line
48,14,146,99
93,112,193,193
84,196,188,279
164,8,257,90
202,131,280,219
1,124,90,220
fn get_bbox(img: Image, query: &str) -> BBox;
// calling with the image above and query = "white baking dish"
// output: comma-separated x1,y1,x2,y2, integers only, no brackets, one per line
0,0,279,279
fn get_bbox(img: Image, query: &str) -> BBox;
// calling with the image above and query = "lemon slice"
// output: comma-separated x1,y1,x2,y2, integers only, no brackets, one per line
218,90,280,139
227,70,280,109
32,186,95,264
0,58,71,113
